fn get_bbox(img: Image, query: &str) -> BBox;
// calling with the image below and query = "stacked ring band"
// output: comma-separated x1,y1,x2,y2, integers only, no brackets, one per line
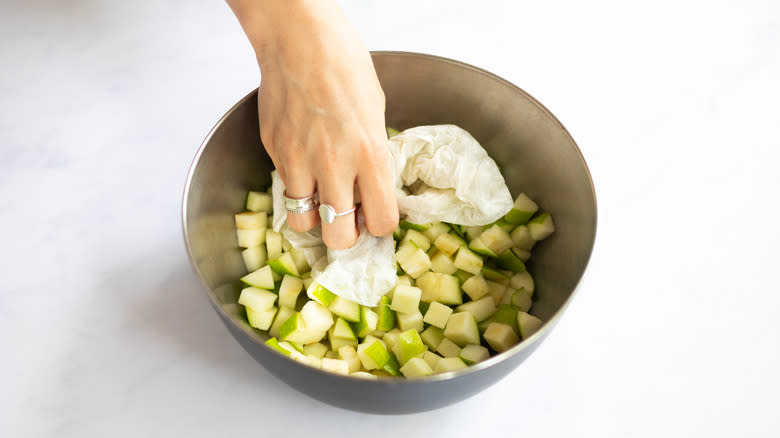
283,191,317,214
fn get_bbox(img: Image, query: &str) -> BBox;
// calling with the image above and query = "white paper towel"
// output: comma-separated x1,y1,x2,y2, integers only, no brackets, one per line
269,124,512,306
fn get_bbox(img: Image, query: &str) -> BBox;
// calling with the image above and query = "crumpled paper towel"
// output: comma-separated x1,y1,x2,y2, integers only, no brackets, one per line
270,124,512,306
389,124,513,225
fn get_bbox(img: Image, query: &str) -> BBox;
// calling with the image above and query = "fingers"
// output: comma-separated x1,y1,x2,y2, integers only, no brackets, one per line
283,164,318,233
317,173,358,250
358,144,399,237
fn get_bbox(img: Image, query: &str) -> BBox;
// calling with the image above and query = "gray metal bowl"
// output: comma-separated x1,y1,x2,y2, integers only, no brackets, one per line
182,51,597,414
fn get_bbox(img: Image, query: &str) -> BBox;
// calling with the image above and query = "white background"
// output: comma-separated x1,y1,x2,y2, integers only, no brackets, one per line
2,1,779,436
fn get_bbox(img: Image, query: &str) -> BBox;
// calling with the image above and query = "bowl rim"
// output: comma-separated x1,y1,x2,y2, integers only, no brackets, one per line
182,50,598,383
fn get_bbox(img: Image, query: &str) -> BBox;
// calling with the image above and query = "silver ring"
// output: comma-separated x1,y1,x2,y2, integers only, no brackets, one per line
284,191,318,214
319,203,357,224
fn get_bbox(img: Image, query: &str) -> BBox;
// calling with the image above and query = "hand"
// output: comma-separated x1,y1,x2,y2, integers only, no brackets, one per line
227,0,398,249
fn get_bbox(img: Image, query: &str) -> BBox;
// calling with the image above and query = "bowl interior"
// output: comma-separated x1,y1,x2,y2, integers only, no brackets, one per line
184,51,596,359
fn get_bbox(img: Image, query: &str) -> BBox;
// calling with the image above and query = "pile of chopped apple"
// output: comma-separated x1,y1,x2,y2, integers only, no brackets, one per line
233,187,554,378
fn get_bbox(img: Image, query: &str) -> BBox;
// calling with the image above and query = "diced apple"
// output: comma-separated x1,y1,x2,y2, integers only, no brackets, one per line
337,346,361,373
396,310,424,332
434,357,467,374
265,230,283,260
416,272,462,305
517,312,544,339
483,322,519,352
393,329,428,365
329,296,361,322
303,342,329,359
461,275,489,300
321,358,350,375
390,285,422,314
307,282,337,306
453,247,483,275
528,212,555,241
510,225,535,250
265,337,291,356
382,328,402,352
235,211,268,230
430,251,458,275
503,193,539,225
486,280,507,305
237,228,266,248
300,301,334,333
288,247,311,275
351,306,379,338
357,340,391,370
400,229,431,251
422,351,443,370
495,248,527,273
241,246,267,272
269,306,295,338
478,224,514,255
459,344,490,365
511,289,533,312
436,337,462,358
510,271,535,297
278,275,303,309
397,247,432,279
420,326,445,350
267,252,300,277
375,296,396,332
433,233,466,256
240,265,275,289
443,312,481,347
246,191,273,212
246,306,277,330
422,221,451,241
400,357,434,377
238,287,277,311
423,301,453,329
455,296,497,322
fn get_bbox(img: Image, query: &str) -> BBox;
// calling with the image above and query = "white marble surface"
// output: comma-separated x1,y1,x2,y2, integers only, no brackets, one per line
2,0,779,436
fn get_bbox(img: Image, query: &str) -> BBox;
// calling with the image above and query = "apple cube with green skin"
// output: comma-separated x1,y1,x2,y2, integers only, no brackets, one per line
246,191,273,212
429,251,458,275
236,229,266,248
420,326,445,350
238,287,277,311
433,233,466,256
513,247,531,262
382,328,402,352
416,272,462,305
481,267,510,284
268,253,300,277
337,346,361,373
246,306,277,330
390,285,422,314
464,226,484,241
511,289,533,312
235,211,268,229
467,236,497,257
459,344,490,365
396,310,424,333
328,296,361,322
265,230,283,260
321,358,350,375
265,337,291,356
269,306,295,338
422,221,451,242
434,357,467,374
400,229,431,251
510,271,535,297
241,265,277,290
357,339,391,370
478,224,514,255
480,304,520,335
241,246,267,272
528,212,555,241
299,301,334,333
503,192,539,225
423,301,453,329
375,296,396,332
279,313,309,344
396,245,432,279
422,351,443,370
455,296,497,322
453,247,483,275
443,312,480,347
328,319,358,350
400,357,434,377
486,280,507,305
461,275,489,300
303,342,329,359
288,248,310,275
517,311,543,339
483,322,519,352
399,219,430,232
495,248,527,273
510,225,535,250
436,337,461,358
351,306,378,338
307,282,337,306
278,275,303,308
393,329,428,365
